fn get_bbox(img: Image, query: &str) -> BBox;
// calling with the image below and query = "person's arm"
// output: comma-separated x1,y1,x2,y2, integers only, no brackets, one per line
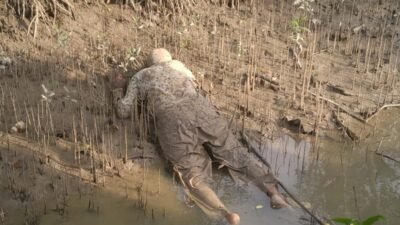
112,72,141,119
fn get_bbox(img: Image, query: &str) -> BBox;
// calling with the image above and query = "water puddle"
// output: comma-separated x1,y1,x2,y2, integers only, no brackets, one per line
2,109,399,225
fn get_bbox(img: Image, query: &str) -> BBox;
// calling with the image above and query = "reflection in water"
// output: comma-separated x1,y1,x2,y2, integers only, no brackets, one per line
222,109,400,225
37,166,209,225
293,109,400,225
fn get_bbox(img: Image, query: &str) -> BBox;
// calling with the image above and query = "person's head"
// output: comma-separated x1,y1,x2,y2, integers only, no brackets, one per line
148,48,172,66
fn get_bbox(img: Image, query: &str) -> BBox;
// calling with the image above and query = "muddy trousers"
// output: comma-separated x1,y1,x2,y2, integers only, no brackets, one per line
154,93,279,218
165,126,278,219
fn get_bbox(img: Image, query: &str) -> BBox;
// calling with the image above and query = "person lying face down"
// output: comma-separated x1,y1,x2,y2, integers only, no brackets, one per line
112,48,289,225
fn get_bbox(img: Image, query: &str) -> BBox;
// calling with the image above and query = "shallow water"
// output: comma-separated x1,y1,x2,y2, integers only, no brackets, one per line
4,109,399,225
300,108,400,224
287,108,400,225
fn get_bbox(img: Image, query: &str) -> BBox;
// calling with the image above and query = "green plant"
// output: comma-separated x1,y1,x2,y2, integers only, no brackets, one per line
290,16,309,34
289,0,314,68
288,16,310,69
332,215,385,225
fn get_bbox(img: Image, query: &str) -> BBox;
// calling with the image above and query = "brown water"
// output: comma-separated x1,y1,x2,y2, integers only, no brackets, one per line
2,109,399,225
290,108,400,225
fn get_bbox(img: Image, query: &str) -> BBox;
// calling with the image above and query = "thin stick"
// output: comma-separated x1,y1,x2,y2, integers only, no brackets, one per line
240,132,331,225
366,104,400,122
124,125,128,163
353,186,361,220
308,91,370,124
11,94,18,122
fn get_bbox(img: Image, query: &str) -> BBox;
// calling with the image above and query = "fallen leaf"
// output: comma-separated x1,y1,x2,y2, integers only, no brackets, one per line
255,205,264,209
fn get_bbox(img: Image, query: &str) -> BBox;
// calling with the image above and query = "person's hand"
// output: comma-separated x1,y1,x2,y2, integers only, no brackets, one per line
111,74,127,90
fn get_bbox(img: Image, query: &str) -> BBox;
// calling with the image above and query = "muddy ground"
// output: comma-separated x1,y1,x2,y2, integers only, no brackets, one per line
0,0,400,224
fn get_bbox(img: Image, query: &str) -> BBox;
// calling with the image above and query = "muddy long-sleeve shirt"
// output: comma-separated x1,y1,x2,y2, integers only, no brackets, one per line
115,60,197,119
114,59,232,169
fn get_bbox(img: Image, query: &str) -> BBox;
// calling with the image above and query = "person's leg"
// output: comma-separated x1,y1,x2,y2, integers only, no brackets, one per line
172,146,240,225
204,128,289,209
175,167,240,225
157,119,240,224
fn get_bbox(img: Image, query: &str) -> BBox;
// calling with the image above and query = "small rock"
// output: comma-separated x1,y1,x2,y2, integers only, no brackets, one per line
15,121,26,132
123,160,134,170
352,24,366,34
0,56,12,66
311,19,321,25
10,121,26,133
280,116,315,135
302,202,312,209
10,126,18,134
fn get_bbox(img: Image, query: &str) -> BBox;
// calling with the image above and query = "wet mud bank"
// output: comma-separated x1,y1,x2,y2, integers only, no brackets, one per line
0,0,400,224
2,108,399,225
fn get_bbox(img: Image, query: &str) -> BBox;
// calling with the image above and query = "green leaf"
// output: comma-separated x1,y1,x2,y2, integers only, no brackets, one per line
362,215,385,225
332,217,357,225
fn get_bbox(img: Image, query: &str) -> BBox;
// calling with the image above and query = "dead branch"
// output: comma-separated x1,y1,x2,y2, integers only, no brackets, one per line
374,151,400,163
332,111,359,141
255,73,279,86
308,91,368,124
0,134,100,184
327,83,354,96
366,104,400,122
240,132,332,225
7,0,75,38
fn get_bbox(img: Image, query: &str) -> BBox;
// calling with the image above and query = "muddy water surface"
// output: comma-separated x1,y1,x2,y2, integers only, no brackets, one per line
220,109,399,225
6,110,399,225
290,108,400,225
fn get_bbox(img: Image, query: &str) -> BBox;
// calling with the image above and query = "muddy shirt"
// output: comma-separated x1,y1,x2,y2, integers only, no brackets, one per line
116,59,229,159
116,60,198,119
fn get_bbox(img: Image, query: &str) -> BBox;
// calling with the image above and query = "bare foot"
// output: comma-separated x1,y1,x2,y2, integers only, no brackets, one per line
225,212,240,225
270,193,290,209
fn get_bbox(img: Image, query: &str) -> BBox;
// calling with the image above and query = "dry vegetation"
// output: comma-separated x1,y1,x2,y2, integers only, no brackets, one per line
0,0,400,224
0,0,399,175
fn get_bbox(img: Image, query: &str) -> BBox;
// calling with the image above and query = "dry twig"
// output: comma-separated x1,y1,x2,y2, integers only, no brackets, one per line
7,0,75,38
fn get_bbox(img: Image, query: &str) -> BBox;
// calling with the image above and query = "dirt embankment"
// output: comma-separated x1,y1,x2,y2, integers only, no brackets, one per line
1,0,399,142
0,0,400,223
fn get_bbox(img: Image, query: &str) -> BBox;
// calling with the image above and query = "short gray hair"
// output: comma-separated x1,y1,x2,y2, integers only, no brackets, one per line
148,48,172,65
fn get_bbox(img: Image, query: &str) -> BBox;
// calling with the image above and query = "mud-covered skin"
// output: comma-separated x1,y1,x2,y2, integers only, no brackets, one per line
115,59,279,221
